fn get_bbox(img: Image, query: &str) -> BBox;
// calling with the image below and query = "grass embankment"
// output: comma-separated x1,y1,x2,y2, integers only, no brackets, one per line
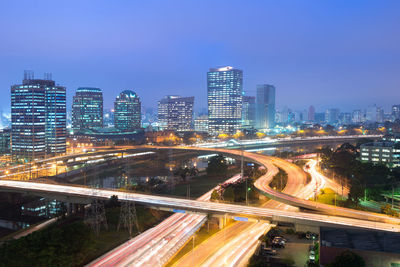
165,219,230,266
269,167,288,192
170,168,240,198
314,188,346,206
0,204,168,267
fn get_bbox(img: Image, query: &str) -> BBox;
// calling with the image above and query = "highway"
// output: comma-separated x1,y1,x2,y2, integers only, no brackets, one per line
0,178,399,233
196,135,381,149
1,145,400,266
88,174,243,267
172,156,308,267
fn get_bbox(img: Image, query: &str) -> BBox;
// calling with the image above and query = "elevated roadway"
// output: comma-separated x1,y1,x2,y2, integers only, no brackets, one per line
0,179,399,233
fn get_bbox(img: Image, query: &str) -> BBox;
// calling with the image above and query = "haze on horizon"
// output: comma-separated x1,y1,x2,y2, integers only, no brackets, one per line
0,0,399,113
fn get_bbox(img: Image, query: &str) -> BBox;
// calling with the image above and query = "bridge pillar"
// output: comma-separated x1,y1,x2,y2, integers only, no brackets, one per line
218,214,228,229
66,202,72,215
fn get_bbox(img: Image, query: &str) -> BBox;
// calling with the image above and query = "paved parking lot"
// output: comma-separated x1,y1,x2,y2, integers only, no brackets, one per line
274,233,313,266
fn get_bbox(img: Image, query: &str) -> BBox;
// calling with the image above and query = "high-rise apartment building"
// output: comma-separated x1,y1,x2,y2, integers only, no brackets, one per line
207,66,243,135
325,108,340,124
256,84,275,129
352,110,364,124
158,96,194,131
114,90,141,131
11,71,66,160
242,96,256,128
72,87,103,132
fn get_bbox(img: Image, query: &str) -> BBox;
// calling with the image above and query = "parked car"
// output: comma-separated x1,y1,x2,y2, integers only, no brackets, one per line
272,236,286,248
263,248,277,256
309,250,316,263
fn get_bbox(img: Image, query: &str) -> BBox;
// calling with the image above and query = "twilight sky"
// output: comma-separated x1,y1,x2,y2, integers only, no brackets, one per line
0,0,399,113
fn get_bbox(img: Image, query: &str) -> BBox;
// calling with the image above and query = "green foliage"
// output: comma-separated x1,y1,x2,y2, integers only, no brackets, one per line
248,254,271,267
381,204,399,217
174,167,199,181
244,166,267,180
221,178,259,203
318,143,399,206
0,221,94,267
206,155,228,177
327,250,365,267
105,195,120,208
223,186,235,202
210,189,221,201
269,167,288,191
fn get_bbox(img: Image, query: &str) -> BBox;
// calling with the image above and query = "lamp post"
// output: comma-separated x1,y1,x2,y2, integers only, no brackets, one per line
240,139,247,205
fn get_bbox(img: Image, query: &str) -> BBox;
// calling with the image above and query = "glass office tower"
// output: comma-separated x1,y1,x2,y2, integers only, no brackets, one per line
45,83,66,155
114,90,141,131
207,66,243,135
72,87,103,132
158,95,194,131
256,84,275,129
11,71,66,160
242,96,256,128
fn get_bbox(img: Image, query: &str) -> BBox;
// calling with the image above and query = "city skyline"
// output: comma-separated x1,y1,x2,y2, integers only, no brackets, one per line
1,1,400,112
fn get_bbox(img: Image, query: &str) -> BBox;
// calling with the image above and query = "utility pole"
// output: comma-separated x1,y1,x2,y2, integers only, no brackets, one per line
241,140,247,205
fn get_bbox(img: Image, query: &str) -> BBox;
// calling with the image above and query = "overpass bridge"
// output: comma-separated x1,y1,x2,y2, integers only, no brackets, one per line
196,134,381,150
0,179,399,233
1,143,400,233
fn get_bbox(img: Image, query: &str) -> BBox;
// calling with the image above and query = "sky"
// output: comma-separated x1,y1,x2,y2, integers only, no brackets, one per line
0,0,399,113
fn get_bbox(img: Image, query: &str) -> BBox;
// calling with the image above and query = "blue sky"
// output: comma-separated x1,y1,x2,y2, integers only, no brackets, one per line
1,0,399,113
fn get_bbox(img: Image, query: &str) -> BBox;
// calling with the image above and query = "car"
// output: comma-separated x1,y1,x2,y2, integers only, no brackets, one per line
263,248,277,256
309,250,316,262
272,236,286,248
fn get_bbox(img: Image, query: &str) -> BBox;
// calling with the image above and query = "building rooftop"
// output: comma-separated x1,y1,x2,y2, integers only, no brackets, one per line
76,87,102,93
209,66,240,72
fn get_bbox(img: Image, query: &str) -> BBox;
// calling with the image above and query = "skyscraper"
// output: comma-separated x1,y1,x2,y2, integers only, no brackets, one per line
242,96,256,128
114,90,141,131
158,95,194,131
352,110,364,124
308,105,315,122
325,108,340,124
72,87,103,132
11,71,66,160
207,66,243,135
45,79,67,155
256,84,275,129
392,105,400,121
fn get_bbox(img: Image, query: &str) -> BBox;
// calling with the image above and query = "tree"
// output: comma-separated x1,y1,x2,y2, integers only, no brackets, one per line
381,204,399,217
210,189,221,201
328,250,365,267
206,155,228,177
223,186,235,202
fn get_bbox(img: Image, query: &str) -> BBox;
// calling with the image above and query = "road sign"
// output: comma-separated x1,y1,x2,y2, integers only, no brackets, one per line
172,209,186,213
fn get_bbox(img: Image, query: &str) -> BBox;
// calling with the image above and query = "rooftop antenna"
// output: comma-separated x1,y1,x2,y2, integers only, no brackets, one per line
24,70,34,80
44,72,52,80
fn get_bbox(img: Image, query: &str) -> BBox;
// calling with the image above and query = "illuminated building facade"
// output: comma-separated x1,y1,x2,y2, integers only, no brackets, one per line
72,87,103,132
114,90,141,131
256,84,275,129
360,141,400,167
242,96,255,128
11,72,66,160
194,115,209,132
207,66,243,135
158,95,194,131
